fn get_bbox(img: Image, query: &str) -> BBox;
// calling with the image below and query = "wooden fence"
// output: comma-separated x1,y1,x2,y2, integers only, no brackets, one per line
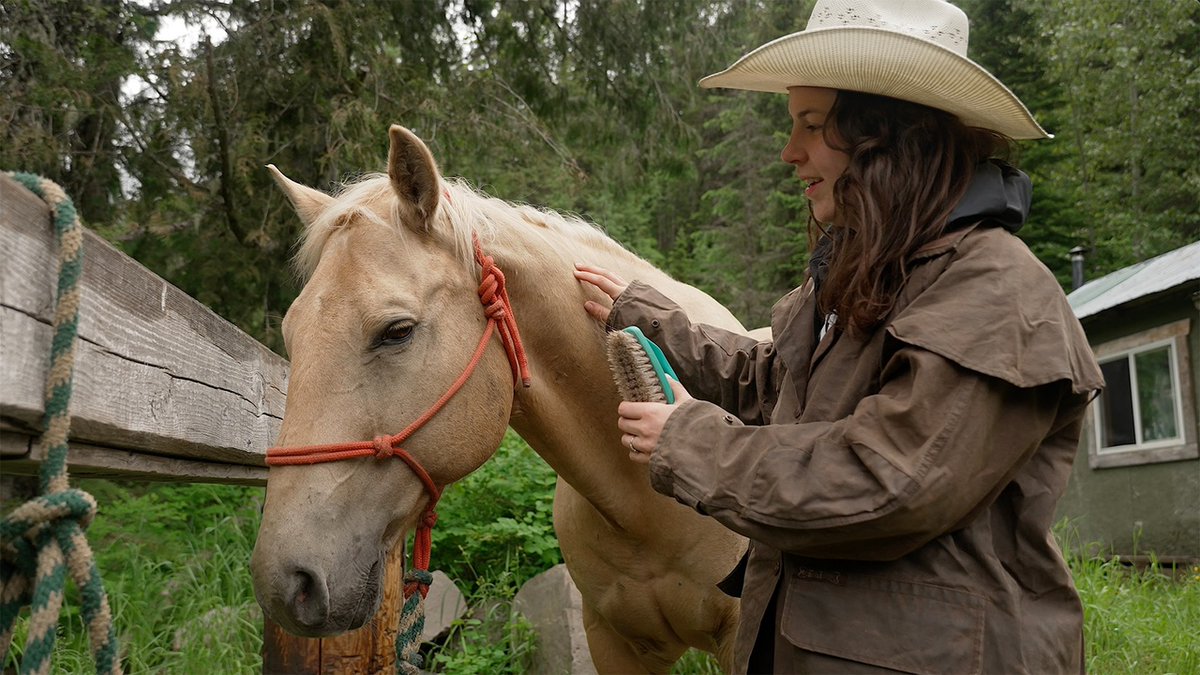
0,174,402,673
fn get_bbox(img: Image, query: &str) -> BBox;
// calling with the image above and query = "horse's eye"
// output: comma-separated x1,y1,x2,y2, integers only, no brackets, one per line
378,321,415,346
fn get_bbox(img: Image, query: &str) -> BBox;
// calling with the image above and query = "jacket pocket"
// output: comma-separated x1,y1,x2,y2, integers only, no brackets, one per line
780,570,985,675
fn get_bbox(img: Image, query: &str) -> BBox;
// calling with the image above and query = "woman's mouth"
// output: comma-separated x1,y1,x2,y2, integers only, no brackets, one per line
804,178,823,196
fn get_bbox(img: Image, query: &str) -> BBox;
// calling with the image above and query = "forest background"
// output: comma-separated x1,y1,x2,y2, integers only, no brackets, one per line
3,0,1198,354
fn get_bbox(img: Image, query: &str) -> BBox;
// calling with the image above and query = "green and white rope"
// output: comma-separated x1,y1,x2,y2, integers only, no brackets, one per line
394,569,433,674
0,172,121,675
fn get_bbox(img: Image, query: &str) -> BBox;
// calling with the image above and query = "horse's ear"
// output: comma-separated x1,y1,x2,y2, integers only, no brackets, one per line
266,165,334,228
387,125,440,228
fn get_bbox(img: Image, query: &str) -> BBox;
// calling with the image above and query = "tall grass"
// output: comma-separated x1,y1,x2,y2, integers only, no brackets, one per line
3,444,1196,673
3,480,265,673
1058,521,1200,674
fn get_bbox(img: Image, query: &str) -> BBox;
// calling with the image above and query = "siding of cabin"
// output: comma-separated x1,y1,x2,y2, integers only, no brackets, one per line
1057,288,1200,560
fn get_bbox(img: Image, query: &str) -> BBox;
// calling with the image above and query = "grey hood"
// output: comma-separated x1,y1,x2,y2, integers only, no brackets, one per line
947,159,1032,234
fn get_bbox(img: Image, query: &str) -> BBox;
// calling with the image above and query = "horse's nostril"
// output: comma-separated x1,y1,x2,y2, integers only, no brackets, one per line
295,568,314,603
286,565,329,629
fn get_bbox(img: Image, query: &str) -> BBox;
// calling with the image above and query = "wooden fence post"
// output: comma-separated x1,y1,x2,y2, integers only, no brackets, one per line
262,540,407,674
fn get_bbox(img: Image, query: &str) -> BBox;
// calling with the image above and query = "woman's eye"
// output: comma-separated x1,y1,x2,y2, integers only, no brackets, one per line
379,322,415,346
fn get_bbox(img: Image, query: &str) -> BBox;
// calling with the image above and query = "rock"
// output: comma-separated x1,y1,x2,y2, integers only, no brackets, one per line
420,570,469,644
513,564,596,675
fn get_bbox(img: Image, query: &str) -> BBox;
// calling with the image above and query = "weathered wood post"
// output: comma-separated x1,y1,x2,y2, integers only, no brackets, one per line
2,174,408,673
262,542,406,674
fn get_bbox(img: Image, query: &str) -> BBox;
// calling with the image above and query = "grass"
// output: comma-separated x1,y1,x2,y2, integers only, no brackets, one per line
1058,522,1200,675
1075,555,1200,674
3,452,1197,673
3,480,264,673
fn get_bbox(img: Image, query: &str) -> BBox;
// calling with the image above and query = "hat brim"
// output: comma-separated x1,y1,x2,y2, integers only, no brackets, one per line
700,27,1050,140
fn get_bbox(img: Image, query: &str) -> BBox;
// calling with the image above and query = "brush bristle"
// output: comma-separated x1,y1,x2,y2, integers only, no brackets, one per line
606,331,667,403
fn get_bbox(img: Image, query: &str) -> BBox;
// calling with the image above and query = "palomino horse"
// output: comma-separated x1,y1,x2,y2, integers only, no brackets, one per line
250,125,747,673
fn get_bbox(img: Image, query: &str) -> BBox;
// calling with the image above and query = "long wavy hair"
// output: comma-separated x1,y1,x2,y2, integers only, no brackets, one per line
815,90,1013,334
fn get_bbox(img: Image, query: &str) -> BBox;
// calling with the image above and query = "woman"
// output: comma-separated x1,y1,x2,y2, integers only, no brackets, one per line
575,0,1103,673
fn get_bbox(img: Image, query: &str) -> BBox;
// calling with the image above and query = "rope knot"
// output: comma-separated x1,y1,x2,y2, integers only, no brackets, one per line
421,510,438,529
477,269,499,303
404,569,435,587
483,301,507,320
402,568,435,599
372,435,395,459
1,489,99,546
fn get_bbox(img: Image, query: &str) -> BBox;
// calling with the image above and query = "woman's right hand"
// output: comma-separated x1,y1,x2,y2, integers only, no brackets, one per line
573,263,629,324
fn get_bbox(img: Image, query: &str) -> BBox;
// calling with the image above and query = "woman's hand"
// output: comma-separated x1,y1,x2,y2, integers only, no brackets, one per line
573,263,629,324
574,263,689,463
619,379,692,464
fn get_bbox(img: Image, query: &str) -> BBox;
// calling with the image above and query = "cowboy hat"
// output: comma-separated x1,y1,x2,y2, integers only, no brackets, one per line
699,0,1050,140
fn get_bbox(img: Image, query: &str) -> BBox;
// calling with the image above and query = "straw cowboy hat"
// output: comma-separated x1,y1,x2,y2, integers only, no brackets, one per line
700,0,1049,140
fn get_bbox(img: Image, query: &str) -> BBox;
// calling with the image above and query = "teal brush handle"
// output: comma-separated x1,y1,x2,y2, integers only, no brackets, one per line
621,326,679,404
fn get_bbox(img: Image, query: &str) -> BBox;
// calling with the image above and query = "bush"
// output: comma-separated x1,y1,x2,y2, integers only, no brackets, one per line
433,430,561,594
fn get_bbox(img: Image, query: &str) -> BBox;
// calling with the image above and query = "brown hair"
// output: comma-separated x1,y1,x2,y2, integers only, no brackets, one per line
814,90,1012,334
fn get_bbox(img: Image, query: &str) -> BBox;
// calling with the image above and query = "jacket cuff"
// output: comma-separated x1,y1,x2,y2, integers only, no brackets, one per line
648,397,742,511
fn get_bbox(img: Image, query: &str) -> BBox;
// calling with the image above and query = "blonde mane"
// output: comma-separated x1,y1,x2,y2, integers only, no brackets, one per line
294,173,644,280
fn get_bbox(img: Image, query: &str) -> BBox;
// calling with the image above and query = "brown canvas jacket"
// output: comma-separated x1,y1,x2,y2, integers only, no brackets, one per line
608,225,1104,674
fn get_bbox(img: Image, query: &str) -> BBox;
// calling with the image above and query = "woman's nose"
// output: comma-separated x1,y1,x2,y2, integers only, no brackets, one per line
781,136,804,165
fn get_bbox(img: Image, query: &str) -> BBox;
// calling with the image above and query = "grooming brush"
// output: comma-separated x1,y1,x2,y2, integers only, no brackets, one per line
605,326,679,404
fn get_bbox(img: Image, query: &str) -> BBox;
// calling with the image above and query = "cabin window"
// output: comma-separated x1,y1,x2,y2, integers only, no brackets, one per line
1086,319,1198,469
1096,340,1182,450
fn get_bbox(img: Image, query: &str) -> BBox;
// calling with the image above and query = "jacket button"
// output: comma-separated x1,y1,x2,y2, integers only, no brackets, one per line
723,415,735,424
651,319,660,328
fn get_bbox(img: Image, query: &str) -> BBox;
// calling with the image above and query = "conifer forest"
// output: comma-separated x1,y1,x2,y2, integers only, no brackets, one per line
3,0,1198,351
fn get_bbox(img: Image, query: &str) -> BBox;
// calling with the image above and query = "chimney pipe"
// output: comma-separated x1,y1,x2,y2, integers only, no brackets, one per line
1069,246,1087,290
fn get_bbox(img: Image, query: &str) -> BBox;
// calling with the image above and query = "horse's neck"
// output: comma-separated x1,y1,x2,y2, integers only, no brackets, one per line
493,232,674,527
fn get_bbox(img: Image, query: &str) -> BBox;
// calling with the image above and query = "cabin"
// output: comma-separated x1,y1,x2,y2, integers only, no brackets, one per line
1058,240,1200,562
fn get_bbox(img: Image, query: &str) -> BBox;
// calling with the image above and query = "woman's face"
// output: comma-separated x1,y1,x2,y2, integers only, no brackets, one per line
781,87,850,224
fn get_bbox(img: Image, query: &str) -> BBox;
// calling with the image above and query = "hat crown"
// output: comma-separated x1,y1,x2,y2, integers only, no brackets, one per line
807,0,970,57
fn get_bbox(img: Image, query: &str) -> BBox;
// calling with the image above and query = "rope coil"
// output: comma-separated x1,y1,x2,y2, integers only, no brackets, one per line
0,172,121,675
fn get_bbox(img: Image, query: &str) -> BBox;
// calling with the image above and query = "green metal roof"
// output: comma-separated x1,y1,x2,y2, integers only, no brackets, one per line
1067,240,1200,319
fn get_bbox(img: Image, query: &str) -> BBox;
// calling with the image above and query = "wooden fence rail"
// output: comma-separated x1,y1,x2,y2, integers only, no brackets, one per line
1,174,285,485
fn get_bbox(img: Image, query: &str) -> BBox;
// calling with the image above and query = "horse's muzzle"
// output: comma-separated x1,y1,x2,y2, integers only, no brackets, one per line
254,556,383,637
255,561,334,636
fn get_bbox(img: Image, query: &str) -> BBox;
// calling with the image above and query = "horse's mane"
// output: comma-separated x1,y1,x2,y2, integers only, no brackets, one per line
294,173,642,281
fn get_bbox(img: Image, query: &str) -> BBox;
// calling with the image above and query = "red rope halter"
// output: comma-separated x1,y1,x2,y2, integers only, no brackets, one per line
265,233,531,597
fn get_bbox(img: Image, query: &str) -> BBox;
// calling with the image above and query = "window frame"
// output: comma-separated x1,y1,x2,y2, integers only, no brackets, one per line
1086,318,1198,469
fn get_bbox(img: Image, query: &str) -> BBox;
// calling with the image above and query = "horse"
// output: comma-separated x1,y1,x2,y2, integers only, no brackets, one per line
250,125,748,673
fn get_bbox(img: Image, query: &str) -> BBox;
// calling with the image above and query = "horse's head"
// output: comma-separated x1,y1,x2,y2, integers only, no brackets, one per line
251,126,519,636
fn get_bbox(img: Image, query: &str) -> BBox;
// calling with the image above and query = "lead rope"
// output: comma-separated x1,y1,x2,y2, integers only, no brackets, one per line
0,173,121,675
266,233,531,674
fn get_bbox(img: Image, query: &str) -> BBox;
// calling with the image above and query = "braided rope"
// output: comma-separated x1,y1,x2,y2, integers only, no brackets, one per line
0,173,121,674
394,569,433,674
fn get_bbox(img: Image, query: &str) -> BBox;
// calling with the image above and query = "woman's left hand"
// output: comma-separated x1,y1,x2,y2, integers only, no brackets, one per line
619,378,692,464
573,263,629,324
